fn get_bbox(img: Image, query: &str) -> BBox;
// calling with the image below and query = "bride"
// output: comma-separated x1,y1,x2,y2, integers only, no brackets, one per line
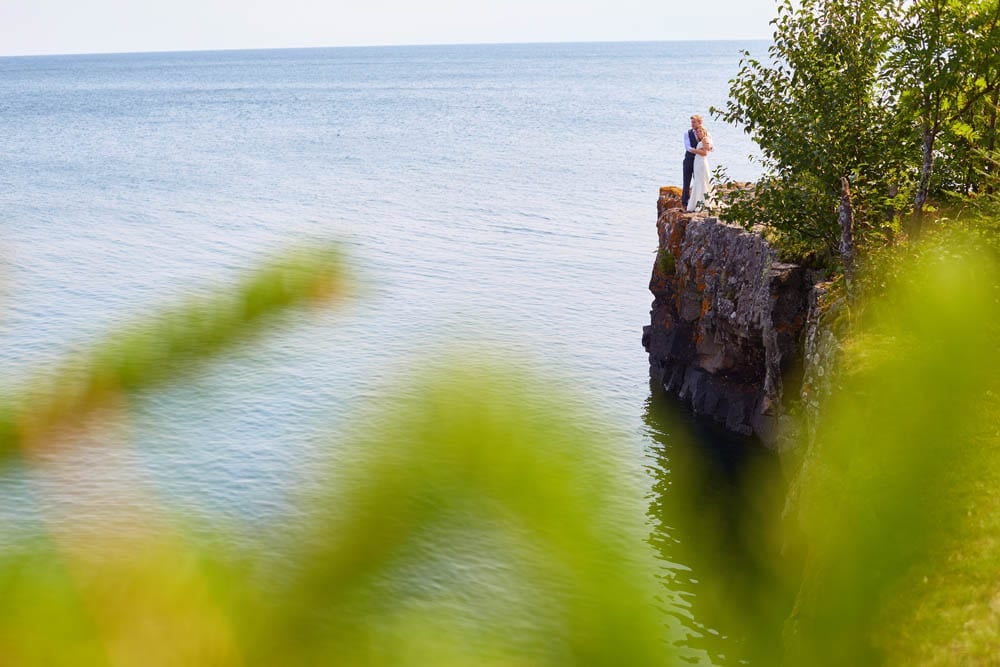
686,126,714,212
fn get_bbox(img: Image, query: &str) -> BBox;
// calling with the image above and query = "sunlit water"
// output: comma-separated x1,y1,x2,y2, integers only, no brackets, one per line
0,41,768,661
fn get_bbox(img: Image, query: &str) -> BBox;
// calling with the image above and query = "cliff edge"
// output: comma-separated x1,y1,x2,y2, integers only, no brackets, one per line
641,187,814,448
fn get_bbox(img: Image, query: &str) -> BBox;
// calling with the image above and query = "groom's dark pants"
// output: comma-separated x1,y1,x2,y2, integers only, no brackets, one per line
681,152,695,208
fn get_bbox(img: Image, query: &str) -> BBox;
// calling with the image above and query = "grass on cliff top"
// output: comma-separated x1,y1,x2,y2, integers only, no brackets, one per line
791,236,1000,666
859,213,1000,665
877,393,1000,665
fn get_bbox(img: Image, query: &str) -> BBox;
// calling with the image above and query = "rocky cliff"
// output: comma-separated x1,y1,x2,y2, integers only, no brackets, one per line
641,187,815,448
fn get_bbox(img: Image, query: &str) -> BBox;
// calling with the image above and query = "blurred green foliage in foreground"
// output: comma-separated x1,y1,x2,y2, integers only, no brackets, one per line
0,232,998,665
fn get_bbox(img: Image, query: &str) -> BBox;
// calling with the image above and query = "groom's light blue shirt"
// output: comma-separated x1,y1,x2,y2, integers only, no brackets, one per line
684,129,695,153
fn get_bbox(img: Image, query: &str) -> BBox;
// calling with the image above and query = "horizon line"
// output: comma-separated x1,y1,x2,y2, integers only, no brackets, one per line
0,37,773,60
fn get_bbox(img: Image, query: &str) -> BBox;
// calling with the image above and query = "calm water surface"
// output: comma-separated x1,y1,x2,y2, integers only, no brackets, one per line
0,40,767,662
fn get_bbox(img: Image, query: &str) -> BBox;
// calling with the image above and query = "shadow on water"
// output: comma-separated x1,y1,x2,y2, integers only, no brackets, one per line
643,383,795,666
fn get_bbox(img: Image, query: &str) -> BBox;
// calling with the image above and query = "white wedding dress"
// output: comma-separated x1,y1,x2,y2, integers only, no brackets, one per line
686,139,713,212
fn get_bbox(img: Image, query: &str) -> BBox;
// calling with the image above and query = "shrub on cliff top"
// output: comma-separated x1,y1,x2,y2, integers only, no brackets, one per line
713,0,1000,262
713,0,905,261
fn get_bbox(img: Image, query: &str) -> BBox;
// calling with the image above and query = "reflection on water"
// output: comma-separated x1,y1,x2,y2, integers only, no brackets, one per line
643,384,793,666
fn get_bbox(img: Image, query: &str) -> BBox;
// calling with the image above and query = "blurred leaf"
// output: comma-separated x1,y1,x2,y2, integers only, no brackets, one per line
0,245,345,462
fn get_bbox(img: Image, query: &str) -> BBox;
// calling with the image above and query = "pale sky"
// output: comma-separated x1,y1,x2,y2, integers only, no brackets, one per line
1,0,777,57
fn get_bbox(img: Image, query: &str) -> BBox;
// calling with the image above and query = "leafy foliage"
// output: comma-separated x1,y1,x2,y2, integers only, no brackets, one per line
889,0,1000,231
713,0,903,257
712,0,1000,258
0,246,344,463
0,231,996,665
784,239,1000,665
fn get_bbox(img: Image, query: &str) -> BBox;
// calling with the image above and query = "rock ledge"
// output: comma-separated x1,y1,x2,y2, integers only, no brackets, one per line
642,187,814,448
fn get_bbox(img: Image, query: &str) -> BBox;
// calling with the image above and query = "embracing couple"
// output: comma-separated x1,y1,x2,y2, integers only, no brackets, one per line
681,114,714,212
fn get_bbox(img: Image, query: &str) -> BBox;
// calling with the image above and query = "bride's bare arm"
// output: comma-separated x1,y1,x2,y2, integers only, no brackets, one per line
695,138,713,156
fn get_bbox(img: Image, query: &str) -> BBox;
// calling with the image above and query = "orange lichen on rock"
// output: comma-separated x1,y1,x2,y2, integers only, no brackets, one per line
658,186,684,217
666,214,688,256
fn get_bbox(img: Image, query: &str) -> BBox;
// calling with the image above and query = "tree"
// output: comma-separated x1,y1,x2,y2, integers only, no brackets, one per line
889,0,1000,234
713,0,904,261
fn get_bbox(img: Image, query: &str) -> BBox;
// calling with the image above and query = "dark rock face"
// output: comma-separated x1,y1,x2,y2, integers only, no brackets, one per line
642,188,813,448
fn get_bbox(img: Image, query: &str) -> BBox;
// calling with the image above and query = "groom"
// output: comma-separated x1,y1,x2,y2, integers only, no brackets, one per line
681,114,702,209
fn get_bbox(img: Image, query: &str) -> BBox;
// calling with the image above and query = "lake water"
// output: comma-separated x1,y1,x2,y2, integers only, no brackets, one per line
0,40,767,661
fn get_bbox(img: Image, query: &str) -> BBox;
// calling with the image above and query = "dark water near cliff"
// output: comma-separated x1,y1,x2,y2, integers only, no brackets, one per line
644,387,790,665
0,41,770,663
